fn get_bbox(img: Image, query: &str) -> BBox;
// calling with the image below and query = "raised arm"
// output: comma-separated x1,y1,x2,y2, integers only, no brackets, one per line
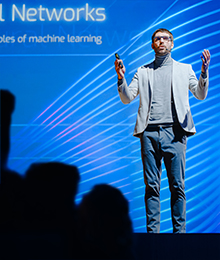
189,49,211,100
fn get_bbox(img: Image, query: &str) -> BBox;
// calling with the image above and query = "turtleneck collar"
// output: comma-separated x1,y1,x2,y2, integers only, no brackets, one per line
154,52,172,68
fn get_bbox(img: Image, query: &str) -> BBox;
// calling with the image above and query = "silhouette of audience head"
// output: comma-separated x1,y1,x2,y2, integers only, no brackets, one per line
0,90,25,232
24,162,80,231
78,184,134,259
0,89,15,171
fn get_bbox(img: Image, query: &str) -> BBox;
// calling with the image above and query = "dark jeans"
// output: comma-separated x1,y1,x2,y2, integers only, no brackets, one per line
140,124,187,233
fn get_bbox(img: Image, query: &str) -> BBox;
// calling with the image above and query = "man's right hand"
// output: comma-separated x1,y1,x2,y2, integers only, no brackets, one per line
114,59,126,80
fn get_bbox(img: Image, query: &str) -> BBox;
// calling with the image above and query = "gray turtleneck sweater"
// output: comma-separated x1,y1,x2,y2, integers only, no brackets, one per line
148,53,177,125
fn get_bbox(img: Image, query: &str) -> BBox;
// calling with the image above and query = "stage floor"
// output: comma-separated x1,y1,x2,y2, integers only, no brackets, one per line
133,233,220,260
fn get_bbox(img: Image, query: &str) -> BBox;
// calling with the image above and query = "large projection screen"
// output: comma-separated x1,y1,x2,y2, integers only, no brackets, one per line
1,0,220,233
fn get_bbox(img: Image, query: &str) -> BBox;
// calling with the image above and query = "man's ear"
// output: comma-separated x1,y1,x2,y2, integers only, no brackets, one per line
151,43,155,50
171,41,174,50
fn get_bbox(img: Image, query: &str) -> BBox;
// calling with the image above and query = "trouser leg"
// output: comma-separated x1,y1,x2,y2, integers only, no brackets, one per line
162,125,187,233
141,129,162,233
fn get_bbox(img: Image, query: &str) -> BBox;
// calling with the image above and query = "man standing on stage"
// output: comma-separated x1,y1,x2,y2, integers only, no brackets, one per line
115,28,210,233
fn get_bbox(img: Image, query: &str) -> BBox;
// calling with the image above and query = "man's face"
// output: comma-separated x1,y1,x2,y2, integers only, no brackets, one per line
151,32,174,56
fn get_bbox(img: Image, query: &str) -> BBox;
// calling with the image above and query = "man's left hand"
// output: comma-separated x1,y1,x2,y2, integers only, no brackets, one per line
201,49,211,73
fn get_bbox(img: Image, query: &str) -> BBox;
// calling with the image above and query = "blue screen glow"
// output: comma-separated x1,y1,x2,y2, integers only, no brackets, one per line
1,0,220,233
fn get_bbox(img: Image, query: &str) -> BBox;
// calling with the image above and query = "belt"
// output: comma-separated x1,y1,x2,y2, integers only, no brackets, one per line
146,123,178,130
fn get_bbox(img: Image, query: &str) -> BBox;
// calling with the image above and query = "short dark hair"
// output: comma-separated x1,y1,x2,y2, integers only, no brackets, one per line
152,28,173,42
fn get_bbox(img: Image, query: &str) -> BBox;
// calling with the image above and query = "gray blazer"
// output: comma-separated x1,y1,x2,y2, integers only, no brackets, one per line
118,59,209,137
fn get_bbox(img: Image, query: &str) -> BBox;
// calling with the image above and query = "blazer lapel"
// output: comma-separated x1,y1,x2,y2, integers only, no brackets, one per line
172,59,182,91
147,62,154,92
